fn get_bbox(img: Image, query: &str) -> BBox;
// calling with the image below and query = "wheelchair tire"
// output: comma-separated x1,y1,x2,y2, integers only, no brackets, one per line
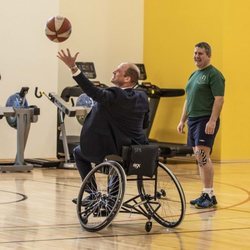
137,162,186,228
77,161,126,232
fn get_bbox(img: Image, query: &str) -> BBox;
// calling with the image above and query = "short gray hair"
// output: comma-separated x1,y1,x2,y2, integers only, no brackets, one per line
195,42,211,57
124,63,140,84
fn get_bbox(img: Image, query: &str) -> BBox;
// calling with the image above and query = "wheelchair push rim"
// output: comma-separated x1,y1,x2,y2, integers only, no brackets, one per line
76,161,126,232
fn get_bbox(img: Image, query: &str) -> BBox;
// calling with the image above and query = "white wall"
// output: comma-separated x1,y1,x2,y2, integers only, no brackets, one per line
0,0,59,159
58,0,144,91
0,0,144,160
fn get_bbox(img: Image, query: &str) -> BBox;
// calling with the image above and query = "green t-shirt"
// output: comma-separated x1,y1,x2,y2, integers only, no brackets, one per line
186,65,225,118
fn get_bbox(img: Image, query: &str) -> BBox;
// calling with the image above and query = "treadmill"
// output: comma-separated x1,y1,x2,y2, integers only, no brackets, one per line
135,64,193,160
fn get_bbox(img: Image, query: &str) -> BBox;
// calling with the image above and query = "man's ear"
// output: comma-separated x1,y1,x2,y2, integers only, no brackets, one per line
124,75,131,83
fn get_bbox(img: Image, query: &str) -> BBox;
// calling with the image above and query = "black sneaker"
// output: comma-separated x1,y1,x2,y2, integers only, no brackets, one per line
211,195,217,206
190,193,204,205
195,193,217,209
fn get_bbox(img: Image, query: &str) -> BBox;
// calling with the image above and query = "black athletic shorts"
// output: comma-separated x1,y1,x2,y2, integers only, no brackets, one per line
187,116,220,149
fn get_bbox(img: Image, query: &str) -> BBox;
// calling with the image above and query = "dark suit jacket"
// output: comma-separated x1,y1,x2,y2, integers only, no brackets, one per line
73,72,149,163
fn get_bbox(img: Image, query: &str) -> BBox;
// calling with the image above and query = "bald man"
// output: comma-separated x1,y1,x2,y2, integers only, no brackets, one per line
58,49,149,202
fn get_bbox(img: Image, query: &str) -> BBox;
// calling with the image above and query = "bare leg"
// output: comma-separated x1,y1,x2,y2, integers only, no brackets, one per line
194,145,213,189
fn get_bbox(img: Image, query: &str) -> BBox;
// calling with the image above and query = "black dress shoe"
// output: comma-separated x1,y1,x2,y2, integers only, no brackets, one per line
72,194,96,206
72,198,78,204
93,209,109,217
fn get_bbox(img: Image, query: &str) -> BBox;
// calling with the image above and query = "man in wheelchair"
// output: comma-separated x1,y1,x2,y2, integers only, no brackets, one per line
57,49,150,205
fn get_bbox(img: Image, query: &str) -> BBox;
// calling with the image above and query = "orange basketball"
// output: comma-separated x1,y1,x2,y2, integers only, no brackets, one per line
45,16,72,43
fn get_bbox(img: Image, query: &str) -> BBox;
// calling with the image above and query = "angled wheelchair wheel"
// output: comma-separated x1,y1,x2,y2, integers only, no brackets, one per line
137,162,186,228
77,161,126,232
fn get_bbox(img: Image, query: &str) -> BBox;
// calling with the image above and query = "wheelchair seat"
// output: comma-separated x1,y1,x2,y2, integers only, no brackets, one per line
105,144,159,177
104,154,123,164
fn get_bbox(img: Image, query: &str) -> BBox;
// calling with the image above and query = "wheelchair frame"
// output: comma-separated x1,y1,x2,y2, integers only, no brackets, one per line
76,159,186,232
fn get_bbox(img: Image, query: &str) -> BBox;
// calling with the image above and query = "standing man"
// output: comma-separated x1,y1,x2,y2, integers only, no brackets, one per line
57,49,149,202
177,42,225,209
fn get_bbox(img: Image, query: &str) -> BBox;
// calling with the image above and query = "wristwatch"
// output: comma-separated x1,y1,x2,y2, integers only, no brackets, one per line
70,65,78,73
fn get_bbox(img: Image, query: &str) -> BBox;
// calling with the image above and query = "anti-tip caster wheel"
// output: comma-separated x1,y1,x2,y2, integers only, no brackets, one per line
145,221,152,232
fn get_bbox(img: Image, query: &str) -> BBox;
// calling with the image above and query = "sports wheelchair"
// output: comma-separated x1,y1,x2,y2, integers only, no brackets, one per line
76,144,186,232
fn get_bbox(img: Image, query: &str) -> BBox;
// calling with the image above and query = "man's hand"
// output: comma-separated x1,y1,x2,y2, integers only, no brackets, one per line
205,120,216,134
57,48,79,69
177,121,186,134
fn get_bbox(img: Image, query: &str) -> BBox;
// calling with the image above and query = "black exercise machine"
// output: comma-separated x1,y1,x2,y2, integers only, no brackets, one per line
34,62,106,168
135,64,193,160
34,85,92,168
55,62,107,167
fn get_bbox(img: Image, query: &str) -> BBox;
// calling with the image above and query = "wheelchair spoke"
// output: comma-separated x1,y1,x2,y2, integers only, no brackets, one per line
76,161,126,232
76,157,185,232
137,162,186,228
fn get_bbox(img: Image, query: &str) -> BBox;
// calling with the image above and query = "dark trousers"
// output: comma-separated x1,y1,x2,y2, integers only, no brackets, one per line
73,145,92,181
73,145,118,196
73,145,97,193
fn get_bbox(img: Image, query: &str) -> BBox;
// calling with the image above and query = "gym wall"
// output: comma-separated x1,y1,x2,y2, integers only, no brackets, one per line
59,0,144,93
0,0,144,160
0,0,59,159
144,0,250,162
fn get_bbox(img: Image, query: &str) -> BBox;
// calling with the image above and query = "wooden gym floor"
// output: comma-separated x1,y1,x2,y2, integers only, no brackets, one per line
0,160,249,250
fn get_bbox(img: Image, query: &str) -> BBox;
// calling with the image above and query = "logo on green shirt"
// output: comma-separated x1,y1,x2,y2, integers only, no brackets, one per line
197,75,207,85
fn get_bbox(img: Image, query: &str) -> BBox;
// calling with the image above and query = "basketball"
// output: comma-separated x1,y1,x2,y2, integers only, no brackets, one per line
45,16,72,43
